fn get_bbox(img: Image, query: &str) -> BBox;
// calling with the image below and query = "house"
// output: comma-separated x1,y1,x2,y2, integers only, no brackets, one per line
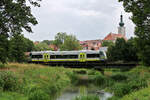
80,39,102,50
49,44,58,51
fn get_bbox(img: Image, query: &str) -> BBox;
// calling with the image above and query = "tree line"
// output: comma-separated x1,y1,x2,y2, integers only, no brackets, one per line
0,32,82,63
104,38,138,62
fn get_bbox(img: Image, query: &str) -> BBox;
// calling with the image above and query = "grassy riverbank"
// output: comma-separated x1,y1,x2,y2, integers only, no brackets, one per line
0,63,150,100
105,66,150,100
0,63,72,100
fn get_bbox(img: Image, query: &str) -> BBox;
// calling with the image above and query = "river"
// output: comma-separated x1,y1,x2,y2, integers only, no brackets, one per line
57,89,112,100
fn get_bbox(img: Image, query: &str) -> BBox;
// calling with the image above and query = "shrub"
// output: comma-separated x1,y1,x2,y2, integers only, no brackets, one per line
128,78,148,91
0,63,5,68
0,71,20,91
108,96,120,100
28,89,49,100
66,72,79,85
88,69,96,75
93,74,106,87
110,73,127,82
111,83,131,97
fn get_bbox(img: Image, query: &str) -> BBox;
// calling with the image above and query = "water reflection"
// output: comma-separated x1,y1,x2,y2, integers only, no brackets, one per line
57,90,112,100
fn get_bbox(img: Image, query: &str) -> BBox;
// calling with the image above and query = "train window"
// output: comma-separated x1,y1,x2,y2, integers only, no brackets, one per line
50,55,78,59
32,55,43,58
87,54,99,58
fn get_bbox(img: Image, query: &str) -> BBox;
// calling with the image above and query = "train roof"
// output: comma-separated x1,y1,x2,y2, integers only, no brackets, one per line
31,50,101,55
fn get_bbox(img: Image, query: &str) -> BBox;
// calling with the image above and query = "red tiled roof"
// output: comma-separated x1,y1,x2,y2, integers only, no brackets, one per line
103,33,127,41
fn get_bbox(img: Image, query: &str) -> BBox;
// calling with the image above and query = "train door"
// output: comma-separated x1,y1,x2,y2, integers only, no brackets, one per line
43,53,50,62
79,53,86,62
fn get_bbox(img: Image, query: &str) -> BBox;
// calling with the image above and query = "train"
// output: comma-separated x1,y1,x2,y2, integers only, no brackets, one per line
29,50,107,67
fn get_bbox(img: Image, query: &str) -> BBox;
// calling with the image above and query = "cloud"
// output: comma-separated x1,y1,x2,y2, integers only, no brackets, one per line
23,0,135,41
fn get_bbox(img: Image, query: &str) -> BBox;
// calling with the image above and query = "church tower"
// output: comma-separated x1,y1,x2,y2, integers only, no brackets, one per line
118,14,126,36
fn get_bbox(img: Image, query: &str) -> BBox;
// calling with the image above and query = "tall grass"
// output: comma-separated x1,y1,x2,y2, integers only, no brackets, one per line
0,63,72,100
73,86,100,100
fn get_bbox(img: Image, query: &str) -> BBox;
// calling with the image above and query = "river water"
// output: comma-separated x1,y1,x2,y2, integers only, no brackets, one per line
57,90,112,100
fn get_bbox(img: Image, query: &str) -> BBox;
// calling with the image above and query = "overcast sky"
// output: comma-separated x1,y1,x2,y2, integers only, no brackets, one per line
23,0,135,41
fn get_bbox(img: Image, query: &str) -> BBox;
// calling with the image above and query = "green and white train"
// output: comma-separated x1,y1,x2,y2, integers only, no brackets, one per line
29,50,107,66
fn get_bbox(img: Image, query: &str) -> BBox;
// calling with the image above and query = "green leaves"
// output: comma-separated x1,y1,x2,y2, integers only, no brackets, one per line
0,0,40,35
107,38,138,62
119,0,150,65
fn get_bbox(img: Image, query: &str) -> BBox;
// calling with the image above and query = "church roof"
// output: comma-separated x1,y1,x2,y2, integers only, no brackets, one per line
103,33,127,41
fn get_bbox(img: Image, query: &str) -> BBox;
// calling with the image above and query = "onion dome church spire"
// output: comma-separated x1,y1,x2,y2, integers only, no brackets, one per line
118,14,126,36
119,14,124,27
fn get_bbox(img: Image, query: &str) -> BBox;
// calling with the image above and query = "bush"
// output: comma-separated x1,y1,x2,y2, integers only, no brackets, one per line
0,63,5,68
0,71,20,91
128,78,147,91
110,73,127,82
66,72,79,85
111,83,131,97
108,96,120,100
93,74,106,87
88,69,96,75
28,89,49,100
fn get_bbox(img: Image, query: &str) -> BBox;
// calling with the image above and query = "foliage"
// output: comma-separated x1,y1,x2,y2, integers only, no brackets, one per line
101,40,114,47
53,32,82,51
74,86,99,100
119,0,150,65
23,37,35,52
93,74,106,87
0,0,40,36
41,40,53,45
53,32,67,47
9,34,26,62
66,72,79,85
0,71,21,91
0,92,28,100
28,89,49,100
111,83,131,97
110,73,127,82
0,63,6,68
3,63,71,99
34,42,52,51
60,34,82,51
108,96,120,100
121,87,150,100
0,34,9,64
107,38,138,62
0,0,40,64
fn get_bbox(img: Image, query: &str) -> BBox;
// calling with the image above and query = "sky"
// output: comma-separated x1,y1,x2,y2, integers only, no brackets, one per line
23,0,135,41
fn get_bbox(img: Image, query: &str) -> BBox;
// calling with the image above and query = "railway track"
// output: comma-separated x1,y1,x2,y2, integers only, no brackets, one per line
42,61,138,69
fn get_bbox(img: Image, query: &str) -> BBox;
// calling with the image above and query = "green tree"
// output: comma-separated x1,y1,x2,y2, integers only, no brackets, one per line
101,40,114,47
41,40,53,45
53,32,67,47
9,34,26,62
23,37,35,52
60,35,82,51
0,34,9,64
107,38,138,62
0,0,40,36
119,0,150,65
34,42,52,51
0,0,40,63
